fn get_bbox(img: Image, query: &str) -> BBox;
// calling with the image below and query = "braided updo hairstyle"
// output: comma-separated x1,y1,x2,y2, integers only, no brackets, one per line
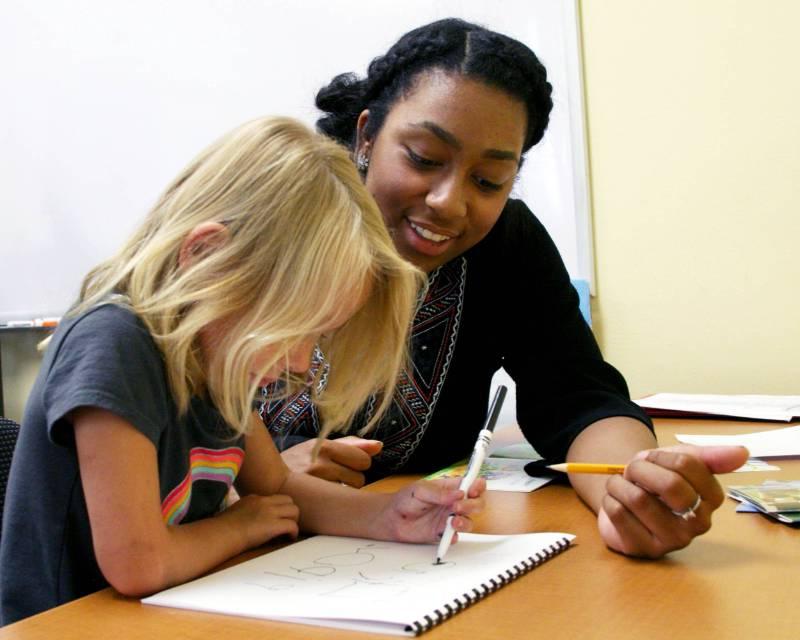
315,18,553,155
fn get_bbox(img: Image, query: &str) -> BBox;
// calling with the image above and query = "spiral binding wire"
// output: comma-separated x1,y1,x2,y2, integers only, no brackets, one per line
406,537,572,636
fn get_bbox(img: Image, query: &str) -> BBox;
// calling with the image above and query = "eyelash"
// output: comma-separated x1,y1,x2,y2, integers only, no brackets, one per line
406,149,503,193
474,177,503,192
407,149,440,168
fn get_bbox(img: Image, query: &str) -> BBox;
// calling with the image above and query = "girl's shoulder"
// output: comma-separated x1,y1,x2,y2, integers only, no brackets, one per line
56,302,151,347
46,302,161,378
41,302,173,446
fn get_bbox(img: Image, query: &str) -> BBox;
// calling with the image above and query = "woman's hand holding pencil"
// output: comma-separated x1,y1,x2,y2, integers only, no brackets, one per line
592,444,749,559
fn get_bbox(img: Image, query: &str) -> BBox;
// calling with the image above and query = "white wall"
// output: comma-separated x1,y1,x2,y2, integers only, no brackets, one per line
0,0,590,323
1,0,590,420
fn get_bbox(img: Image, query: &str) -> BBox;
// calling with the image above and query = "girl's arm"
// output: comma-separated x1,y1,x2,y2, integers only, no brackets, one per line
73,407,300,597
238,414,486,543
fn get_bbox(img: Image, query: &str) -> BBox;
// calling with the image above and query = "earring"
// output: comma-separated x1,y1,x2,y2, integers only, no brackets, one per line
356,152,370,174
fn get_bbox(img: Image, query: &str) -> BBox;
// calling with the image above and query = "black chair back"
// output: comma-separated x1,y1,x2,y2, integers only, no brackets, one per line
0,417,20,536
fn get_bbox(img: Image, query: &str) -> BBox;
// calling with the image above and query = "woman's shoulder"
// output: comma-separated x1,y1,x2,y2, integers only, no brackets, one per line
494,198,550,239
468,198,556,263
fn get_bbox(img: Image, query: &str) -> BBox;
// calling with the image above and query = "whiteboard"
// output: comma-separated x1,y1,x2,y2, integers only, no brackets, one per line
0,0,592,323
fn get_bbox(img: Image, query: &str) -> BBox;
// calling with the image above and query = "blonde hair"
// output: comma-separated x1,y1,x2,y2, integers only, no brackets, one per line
75,116,424,438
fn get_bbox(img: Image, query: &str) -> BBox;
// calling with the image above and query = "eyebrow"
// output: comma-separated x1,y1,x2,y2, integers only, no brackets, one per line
412,121,520,164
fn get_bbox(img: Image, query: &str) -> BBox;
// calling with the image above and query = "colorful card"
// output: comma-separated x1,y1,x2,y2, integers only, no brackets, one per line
728,480,800,524
426,457,552,493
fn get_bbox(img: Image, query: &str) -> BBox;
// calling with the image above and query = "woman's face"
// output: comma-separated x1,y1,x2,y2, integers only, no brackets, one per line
359,71,527,273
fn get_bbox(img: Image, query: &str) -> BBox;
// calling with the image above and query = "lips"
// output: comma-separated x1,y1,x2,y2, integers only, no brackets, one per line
409,220,453,243
395,218,458,262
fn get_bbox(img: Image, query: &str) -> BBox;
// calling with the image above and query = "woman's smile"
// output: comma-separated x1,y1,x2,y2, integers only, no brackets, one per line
360,70,525,272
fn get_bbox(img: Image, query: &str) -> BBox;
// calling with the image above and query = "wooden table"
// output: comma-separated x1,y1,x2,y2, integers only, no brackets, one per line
1,419,798,639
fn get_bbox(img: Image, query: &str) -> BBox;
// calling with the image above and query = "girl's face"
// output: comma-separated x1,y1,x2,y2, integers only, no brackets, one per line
200,288,368,387
360,71,527,273
199,318,313,388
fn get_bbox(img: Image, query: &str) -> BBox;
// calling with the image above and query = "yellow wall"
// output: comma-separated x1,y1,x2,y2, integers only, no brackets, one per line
580,0,800,398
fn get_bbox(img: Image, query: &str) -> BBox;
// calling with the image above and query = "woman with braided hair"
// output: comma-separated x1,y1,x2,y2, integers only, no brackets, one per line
262,18,748,559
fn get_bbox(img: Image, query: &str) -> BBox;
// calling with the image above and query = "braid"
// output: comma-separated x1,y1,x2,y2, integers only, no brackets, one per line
525,56,553,148
314,18,553,154
315,73,369,148
362,25,466,103
315,21,467,149
463,30,553,150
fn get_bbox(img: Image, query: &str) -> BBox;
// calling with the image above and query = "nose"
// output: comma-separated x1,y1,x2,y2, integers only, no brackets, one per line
286,338,315,374
425,172,467,220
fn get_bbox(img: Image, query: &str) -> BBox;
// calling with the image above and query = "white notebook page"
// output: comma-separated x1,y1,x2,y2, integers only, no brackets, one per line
144,531,574,635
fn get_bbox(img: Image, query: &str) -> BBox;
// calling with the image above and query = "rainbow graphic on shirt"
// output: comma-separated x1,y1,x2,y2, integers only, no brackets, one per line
161,446,244,525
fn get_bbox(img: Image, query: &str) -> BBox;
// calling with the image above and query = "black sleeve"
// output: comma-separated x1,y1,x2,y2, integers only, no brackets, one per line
495,200,653,461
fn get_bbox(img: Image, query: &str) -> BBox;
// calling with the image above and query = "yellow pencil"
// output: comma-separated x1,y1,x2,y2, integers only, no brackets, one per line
547,462,626,475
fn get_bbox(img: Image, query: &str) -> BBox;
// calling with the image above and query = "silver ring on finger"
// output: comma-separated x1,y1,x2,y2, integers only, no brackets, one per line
672,493,702,521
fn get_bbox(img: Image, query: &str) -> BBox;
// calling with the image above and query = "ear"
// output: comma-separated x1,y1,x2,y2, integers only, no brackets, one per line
178,221,228,269
355,109,372,156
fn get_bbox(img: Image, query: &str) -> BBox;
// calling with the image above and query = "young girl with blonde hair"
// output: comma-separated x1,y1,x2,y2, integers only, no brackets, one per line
0,116,485,624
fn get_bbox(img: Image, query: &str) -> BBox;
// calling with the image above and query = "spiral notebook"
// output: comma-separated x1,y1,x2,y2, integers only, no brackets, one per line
143,531,574,636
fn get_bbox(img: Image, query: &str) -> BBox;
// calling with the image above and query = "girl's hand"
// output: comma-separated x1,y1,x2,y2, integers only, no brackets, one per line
376,477,487,544
222,494,300,549
596,445,749,558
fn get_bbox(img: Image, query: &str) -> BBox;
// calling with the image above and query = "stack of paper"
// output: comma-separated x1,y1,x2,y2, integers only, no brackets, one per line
728,481,800,524
636,393,800,422
675,424,800,458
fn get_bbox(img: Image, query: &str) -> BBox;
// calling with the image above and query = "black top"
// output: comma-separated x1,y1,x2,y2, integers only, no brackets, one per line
264,199,652,480
0,304,244,624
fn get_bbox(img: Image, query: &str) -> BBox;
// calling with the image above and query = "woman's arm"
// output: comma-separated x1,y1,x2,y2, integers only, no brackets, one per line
565,417,657,512
73,407,300,597
566,417,748,558
278,436,383,487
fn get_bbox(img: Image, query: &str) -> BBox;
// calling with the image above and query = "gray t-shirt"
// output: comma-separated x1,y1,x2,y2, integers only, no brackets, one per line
0,303,245,624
